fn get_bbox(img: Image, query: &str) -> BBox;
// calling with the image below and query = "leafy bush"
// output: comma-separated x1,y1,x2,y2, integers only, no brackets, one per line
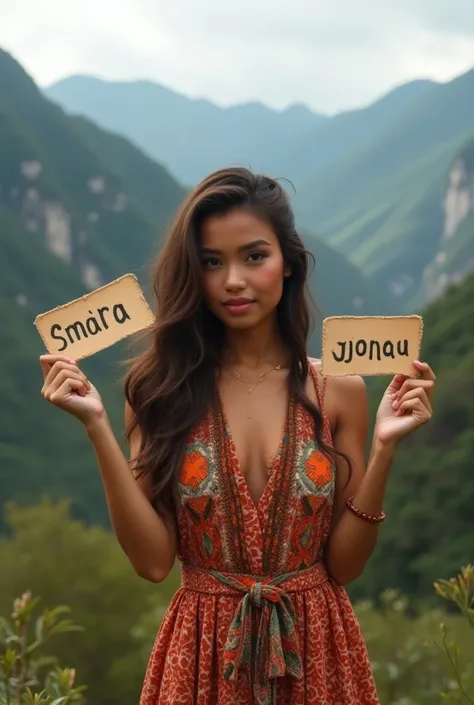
432,565,474,703
0,591,86,704
356,565,474,704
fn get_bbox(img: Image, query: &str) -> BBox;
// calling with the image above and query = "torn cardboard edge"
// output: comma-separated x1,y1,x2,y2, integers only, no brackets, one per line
321,314,424,377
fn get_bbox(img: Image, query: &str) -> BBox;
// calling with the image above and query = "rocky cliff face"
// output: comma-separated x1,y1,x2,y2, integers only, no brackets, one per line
420,143,474,305
443,157,473,239
2,158,132,292
0,48,186,323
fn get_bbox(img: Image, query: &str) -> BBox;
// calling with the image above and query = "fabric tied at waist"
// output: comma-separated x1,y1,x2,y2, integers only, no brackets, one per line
180,561,328,705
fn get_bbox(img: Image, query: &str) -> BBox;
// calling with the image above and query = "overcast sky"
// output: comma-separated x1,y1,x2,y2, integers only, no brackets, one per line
1,0,473,114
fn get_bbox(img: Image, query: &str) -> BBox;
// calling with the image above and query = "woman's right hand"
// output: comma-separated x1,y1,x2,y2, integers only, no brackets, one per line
40,354,106,428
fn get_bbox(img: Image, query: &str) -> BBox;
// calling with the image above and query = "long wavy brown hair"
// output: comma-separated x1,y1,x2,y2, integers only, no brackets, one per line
125,167,344,515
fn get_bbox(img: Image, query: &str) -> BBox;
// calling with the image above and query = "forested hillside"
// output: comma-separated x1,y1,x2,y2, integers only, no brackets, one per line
295,68,474,308
354,272,474,603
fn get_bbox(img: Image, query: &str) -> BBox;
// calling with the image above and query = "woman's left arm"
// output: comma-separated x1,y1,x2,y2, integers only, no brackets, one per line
324,360,436,586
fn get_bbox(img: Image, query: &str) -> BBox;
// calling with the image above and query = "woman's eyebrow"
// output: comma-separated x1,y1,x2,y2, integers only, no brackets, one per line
201,239,272,255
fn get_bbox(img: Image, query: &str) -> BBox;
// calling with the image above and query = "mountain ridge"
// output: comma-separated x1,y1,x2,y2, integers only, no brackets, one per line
46,74,326,117
294,68,474,307
45,73,442,187
43,64,474,309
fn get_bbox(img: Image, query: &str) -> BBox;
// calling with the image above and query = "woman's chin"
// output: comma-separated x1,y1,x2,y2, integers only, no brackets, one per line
218,309,263,329
222,316,258,329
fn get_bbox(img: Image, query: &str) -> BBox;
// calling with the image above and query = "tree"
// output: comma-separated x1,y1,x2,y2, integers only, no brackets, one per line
0,499,180,705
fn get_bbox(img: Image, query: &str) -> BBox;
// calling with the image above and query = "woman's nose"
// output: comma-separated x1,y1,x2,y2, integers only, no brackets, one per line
224,265,246,291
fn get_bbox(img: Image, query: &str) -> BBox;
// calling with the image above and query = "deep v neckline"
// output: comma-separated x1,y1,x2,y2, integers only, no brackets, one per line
216,389,291,512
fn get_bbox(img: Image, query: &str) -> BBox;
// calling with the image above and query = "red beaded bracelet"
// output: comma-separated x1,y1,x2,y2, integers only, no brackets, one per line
346,496,386,524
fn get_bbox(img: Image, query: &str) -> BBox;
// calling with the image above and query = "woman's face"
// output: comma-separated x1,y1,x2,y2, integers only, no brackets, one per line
200,208,290,330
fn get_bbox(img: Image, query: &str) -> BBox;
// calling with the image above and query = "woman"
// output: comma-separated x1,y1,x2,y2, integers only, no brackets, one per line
40,168,435,705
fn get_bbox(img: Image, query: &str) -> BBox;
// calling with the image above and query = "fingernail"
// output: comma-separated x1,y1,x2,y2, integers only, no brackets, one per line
69,359,77,365
392,400,398,409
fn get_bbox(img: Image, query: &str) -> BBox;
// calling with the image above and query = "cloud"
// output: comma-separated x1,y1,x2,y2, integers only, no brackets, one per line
397,0,474,37
1,0,473,113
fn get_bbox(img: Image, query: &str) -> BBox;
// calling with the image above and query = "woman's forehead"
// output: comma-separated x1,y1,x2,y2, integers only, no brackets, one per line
200,209,278,250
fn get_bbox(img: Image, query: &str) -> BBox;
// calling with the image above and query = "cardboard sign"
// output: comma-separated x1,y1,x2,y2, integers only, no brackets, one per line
321,315,423,377
34,274,154,360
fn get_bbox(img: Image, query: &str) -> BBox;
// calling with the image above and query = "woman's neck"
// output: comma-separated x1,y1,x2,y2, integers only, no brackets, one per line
221,320,288,371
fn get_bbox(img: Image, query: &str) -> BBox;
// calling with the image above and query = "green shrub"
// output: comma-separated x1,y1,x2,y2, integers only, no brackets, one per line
0,591,86,704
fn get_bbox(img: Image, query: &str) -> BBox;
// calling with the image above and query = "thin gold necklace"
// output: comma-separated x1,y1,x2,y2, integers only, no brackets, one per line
226,363,282,393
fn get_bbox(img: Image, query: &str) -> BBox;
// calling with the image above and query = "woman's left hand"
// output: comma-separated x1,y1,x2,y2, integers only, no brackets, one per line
374,360,436,447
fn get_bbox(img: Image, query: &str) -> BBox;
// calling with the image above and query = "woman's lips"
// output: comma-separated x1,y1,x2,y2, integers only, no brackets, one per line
223,298,255,315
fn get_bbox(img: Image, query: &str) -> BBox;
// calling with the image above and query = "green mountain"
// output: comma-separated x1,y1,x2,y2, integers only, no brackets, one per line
280,78,437,182
44,69,474,308
298,68,474,212
0,49,388,527
306,135,474,309
44,75,327,186
0,48,186,526
295,69,474,307
0,52,186,282
352,272,474,604
44,76,438,188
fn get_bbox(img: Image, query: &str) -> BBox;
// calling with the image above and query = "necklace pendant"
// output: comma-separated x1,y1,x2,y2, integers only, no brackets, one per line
226,362,282,395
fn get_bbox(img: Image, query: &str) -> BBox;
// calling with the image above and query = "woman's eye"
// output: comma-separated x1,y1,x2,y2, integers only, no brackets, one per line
247,252,267,263
202,257,221,269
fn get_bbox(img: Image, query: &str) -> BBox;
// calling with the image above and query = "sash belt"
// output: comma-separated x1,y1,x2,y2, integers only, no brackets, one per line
180,562,328,705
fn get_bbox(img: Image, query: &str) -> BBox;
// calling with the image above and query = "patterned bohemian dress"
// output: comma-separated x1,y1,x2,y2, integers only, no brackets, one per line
139,364,380,704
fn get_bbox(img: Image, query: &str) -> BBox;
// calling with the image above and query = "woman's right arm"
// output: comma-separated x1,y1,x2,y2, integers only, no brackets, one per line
86,409,177,582
40,354,176,582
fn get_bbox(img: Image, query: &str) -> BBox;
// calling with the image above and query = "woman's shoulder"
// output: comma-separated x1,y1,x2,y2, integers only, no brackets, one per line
307,358,367,436
308,357,366,399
